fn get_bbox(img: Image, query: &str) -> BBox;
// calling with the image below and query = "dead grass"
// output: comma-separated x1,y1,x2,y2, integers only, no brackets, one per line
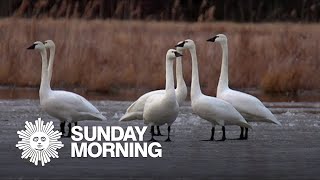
0,18,319,98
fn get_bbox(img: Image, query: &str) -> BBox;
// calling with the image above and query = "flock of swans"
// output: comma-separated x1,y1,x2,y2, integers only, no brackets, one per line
27,34,281,141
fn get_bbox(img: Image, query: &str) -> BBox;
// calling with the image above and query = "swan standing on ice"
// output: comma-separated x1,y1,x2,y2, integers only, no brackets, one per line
143,49,183,142
27,41,106,137
176,40,251,141
119,47,187,136
207,34,281,139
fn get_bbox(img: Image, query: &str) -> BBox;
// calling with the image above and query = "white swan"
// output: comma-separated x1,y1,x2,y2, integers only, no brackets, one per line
119,47,187,136
27,41,106,137
143,49,182,142
176,39,251,141
207,34,281,139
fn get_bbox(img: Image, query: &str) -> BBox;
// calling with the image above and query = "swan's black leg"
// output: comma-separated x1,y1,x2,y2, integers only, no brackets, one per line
244,128,248,139
149,126,157,142
239,127,245,139
165,126,171,142
67,123,72,137
60,121,65,135
219,126,226,141
74,122,78,126
202,127,215,141
155,126,164,136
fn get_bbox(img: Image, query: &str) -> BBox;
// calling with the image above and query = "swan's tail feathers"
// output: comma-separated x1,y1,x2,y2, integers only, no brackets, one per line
264,106,282,126
95,113,107,121
81,112,107,121
239,121,252,129
265,110,281,126
119,112,143,122
268,116,281,126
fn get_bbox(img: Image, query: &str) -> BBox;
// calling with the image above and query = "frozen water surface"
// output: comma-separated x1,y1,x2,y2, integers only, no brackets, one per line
0,100,319,179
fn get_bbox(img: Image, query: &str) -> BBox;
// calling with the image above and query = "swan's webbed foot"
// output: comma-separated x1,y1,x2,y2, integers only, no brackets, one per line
62,134,71,138
165,137,171,142
201,127,215,141
149,137,158,142
237,136,246,140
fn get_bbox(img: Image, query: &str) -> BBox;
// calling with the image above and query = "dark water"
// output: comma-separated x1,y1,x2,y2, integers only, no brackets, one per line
0,100,319,179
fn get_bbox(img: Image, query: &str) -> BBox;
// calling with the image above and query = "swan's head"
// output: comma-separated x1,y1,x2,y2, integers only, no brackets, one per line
175,40,185,52
43,40,55,49
207,34,227,43
27,41,45,51
175,39,195,49
166,49,183,60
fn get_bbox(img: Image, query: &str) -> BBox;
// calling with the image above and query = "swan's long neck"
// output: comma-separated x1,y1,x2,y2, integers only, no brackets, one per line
165,58,175,97
190,47,202,99
47,46,55,85
175,50,186,92
218,42,229,92
39,49,51,100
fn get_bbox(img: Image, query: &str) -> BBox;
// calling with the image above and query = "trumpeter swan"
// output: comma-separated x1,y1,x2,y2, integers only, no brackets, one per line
176,39,250,141
143,49,182,142
119,47,187,136
27,41,106,137
207,34,281,139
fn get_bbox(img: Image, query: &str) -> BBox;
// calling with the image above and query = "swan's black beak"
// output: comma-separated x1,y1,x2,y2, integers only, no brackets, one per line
175,41,185,48
174,51,183,57
207,36,218,42
27,44,36,50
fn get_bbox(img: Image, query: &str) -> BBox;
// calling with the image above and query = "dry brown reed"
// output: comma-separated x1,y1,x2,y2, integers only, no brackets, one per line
0,18,318,99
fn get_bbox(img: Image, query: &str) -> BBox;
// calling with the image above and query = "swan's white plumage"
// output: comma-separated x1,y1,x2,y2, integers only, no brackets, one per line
211,34,281,125
143,49,180,127
143,93,179,126
218,89,281,125
119,48,187,122
41,90,106,122
191,94,250,128
120,90,162,121
178,39,250,128
30,40,106,123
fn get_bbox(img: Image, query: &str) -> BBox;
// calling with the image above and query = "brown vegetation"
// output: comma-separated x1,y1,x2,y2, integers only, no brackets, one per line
0,18,319,99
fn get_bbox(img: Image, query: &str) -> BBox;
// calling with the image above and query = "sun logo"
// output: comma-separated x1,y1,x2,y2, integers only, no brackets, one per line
16,118,64,166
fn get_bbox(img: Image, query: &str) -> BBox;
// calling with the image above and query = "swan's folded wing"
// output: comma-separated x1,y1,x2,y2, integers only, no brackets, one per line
51,91,101,114
126,89,165,113
126,100,138,113
221,89,278,122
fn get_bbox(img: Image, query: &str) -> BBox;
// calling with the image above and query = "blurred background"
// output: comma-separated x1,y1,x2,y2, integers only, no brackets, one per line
0,0,319,101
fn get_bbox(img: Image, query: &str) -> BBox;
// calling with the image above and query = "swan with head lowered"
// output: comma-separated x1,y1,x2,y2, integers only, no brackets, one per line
176,39,251,141
27,41,106,137
143,49,183,142
119,47,187,136
207,34,281,139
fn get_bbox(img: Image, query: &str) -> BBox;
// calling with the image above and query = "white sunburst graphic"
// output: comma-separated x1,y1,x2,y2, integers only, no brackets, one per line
16,118,64,166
